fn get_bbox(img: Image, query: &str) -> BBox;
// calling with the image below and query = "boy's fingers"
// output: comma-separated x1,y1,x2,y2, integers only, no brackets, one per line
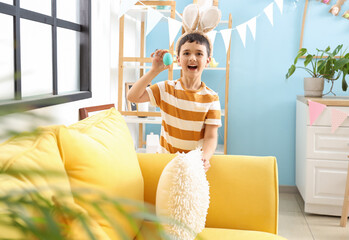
156,49,163,56
156,49,169,58
151,49,160,58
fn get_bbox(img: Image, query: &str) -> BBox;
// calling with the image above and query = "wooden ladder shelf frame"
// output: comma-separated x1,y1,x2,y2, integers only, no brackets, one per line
118,1,176,118
118,1,232,154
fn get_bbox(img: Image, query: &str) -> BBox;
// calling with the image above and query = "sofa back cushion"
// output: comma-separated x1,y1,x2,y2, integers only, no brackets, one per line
137,154,279,235
205,155,279,234
57,107,144,239
0,128,93,238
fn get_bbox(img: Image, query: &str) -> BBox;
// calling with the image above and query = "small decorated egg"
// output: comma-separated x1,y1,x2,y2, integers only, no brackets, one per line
163,52,173,66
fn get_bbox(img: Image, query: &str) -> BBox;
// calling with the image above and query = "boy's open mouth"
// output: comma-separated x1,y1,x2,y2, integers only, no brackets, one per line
188,65,198,70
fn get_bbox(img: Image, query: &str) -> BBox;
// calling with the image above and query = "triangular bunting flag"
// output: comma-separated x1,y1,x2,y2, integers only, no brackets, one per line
220,29,232,54
274,0,283,14
206,30,217,47
167,17,182,47
264,3,274,26
308,100,326,125
236,23,247,48
206,30,217,54
246,17,256,40
331,108,348,132
146,7,164,36
119,0,138,18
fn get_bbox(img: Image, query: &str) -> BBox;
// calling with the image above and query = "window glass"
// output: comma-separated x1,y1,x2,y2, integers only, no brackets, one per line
21,19,52,98
57,28,80,94
57,0,79,23
0,14,14,101
21,0,51,16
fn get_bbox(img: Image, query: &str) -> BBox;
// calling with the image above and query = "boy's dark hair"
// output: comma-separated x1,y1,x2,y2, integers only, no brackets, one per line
176,32,211,57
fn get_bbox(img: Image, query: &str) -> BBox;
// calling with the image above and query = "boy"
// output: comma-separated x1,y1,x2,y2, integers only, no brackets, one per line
127,32,221,172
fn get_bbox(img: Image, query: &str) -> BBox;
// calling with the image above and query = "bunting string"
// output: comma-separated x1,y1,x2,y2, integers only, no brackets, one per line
308,100,349,133
119,0,284,49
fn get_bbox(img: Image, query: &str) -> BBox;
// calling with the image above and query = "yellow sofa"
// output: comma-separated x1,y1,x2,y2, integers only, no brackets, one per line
0,107,286,240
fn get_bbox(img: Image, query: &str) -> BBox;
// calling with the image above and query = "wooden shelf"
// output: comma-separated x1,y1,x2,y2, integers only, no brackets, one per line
123,109,224,118
124,116,162,124
121,111,161,117
122,65,226,71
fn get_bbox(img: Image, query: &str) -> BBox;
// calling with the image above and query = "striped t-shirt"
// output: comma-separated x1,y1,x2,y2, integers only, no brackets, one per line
146,79,222,154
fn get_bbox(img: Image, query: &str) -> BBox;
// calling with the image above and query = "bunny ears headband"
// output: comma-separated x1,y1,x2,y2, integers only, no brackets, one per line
175,4,222,57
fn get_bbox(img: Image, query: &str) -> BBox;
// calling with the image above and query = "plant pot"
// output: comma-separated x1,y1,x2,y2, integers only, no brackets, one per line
304,77,324,97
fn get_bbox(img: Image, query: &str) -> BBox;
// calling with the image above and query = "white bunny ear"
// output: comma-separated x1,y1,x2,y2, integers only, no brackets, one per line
198,6,221,33
182,4,200,32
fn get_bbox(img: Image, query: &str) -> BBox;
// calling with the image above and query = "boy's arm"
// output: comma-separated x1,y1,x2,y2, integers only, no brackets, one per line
127,49,169,103
202,124,219,172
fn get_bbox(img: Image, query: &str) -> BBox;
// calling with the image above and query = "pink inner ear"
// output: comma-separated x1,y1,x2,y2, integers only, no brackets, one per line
183,5,199,30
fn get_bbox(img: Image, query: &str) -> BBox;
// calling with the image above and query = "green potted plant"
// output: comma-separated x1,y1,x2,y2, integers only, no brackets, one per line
286,44,349,97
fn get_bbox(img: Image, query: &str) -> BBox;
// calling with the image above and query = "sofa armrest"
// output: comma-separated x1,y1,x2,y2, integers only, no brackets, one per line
137,154,279,235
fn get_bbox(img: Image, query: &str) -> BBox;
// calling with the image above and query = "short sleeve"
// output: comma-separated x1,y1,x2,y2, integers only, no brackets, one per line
205,97,222,127
146,83,161,107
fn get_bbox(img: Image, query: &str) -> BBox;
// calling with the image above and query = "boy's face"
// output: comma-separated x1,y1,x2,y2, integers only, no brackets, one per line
177,41,210,79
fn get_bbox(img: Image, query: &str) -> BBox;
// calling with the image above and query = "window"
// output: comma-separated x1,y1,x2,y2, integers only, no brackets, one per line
0,0,91,114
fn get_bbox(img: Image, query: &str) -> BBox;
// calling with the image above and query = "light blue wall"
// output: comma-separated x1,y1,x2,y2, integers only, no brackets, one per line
145,0,349,185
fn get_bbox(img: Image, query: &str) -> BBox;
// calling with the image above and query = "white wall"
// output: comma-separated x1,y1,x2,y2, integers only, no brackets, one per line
121,13,143,148
0,1,144,148
0,1,149,152
0,0,120,141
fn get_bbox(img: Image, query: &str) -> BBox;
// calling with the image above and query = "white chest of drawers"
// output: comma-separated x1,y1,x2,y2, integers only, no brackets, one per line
296,96,349,216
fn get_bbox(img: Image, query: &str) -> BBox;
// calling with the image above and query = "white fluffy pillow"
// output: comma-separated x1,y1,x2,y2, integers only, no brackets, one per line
156,149,210,240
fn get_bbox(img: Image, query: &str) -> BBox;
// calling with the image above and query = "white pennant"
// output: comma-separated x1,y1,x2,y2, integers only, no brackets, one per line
264,3,274,26
246,17,256,40
236,23,247,48
220,29,232,53
167,17,182,47
146,7,164,36
119,0,138,18
206,30,217,53
274,0,283,14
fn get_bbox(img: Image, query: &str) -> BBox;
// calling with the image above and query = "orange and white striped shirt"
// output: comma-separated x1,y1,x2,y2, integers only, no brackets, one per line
146,79,221,154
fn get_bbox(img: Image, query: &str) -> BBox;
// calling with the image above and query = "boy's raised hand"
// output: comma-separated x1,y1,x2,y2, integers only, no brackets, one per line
150,49,170,73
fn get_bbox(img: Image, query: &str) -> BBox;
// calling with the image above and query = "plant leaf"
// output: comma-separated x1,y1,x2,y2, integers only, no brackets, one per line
304,54,313,67
294,48,307,64
317,59,326,73
286,65,296,79
342,74,348,91
332,44,343,56
335,58,349,70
